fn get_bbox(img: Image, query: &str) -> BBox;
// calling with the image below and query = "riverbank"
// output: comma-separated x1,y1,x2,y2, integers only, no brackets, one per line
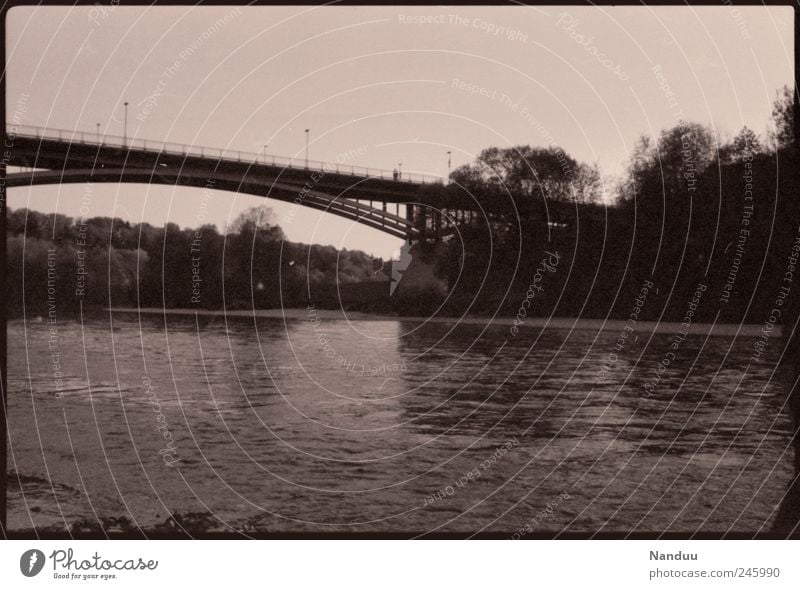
105,307,776,337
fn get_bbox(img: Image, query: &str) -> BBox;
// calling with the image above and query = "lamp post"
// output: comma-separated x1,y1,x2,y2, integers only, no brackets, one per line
123,101,129,148
304,129,309,168
447,151,452,183
398,163,402,180
96,123,100,143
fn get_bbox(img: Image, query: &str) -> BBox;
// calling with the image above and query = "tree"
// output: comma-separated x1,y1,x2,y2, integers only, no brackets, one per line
769,85,794,151
7,208,50,239
226,205,285,241
721,126,762,163
618,135,655,204
571,163,602,205
655,122,717,197
84,216,115,248
619,122,716,205
7,207,28,235
449,145,601,215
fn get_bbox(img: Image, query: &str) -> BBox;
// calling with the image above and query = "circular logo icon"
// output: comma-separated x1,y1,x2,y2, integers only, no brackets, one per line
20,549,46,577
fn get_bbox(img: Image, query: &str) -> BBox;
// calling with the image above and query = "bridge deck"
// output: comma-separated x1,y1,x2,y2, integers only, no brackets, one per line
6,124,443,195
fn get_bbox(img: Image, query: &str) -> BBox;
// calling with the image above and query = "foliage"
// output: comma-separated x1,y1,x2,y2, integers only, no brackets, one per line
6,206,388,315
769,85,794,150
618,122,717,205
720,126,762,163
449,145,602,216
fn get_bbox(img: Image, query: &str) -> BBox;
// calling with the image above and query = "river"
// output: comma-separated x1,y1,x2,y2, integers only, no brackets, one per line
6,311,794,534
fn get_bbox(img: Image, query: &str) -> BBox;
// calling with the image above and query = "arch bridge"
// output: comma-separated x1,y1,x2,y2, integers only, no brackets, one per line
4,125,469,239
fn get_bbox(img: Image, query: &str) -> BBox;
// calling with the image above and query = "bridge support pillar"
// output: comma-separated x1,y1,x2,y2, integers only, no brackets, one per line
389,239,448,299
405,203,415,224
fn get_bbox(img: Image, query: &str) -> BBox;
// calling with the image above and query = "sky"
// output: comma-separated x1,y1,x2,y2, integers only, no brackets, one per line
6,5,794,258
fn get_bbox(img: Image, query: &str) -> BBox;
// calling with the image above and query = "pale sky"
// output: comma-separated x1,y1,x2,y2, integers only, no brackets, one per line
6,5,794,257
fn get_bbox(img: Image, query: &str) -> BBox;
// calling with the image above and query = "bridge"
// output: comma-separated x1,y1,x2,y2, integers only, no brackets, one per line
3,125,468,240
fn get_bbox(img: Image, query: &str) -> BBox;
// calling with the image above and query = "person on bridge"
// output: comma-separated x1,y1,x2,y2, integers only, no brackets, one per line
393,168,399,181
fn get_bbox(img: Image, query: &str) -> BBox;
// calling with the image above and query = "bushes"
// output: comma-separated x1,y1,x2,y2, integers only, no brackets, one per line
6,206,388,315
391,284,446,316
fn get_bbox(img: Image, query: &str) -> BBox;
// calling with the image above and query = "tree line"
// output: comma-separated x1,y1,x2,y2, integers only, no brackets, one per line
6,206,389,316
408,85,797,323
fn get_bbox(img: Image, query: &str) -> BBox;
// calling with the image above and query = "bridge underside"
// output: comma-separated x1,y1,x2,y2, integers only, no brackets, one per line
5,168,416,239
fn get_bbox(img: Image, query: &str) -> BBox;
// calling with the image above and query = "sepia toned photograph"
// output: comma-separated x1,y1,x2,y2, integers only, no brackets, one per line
2,3,798,539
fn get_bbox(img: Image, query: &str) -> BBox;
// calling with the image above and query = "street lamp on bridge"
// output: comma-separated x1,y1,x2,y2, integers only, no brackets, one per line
398,162,402,180
447,151,452,183
304,129,309,168
123,101,129,148
96,123,100,143
263,144,269,165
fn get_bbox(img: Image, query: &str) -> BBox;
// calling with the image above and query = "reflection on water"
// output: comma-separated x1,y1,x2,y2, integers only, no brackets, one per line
7,313,794,533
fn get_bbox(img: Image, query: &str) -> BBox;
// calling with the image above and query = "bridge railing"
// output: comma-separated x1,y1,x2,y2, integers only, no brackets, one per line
7,124,445,185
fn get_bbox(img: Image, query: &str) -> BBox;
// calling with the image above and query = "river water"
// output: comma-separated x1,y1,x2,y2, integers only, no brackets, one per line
7,312,795,534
